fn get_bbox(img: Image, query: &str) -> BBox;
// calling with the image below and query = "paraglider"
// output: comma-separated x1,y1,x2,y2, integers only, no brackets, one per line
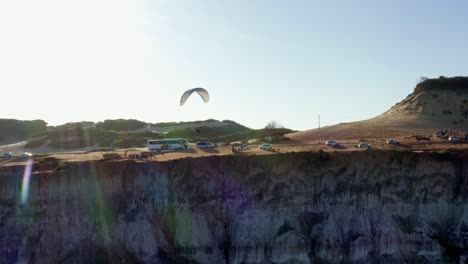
180,87,209,106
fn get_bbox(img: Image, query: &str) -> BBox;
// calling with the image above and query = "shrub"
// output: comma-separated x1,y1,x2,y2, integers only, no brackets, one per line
0,119,47,141
96,119,147,131
24,137,47,148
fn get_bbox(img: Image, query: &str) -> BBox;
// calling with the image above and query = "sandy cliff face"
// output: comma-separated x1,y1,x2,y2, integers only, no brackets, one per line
379,83,468,127
0,151,468,263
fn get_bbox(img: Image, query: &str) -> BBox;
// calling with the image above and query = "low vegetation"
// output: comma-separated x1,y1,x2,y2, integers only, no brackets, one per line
183,128,295,144
149,118,220,128
96,119,147,131
0,119,47,143
12,119,294,149
164,123,250,139
24,137,47,148
417,76,468,90
47,125,161,149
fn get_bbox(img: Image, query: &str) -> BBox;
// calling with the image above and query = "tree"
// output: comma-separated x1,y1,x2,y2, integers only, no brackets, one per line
263,120,284,141
418,76,428,84
264,120,284,130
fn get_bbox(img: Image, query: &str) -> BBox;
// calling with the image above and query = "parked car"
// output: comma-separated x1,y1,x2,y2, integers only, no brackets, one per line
387,139,400,145
238,144,249,151
21,152,32,157
415,135,431,141
448,136,461,143
196,142,216,149
435,132,449,139
259,143,272,150
357,143,371,148
2,152,12,158
326,140,338,147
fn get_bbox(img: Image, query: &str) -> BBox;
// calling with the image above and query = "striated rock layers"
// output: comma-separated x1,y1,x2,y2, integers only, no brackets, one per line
1,151,468,263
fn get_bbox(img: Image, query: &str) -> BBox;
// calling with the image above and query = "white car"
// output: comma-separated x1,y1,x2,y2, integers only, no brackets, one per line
449,136,461,143
259,143,272,150
387,139,400,145
326,140,338,147
21,152,32,157
238,144,249,151
196,142,216,149
357,143,371,148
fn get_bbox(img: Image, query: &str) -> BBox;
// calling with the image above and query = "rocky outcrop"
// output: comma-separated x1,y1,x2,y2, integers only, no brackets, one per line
0,150,468,263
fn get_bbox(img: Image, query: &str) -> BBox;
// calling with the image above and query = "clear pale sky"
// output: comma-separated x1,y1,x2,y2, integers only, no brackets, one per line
1,0,467,130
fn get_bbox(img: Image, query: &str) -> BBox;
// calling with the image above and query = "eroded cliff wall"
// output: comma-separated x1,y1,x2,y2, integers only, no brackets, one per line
0,151,467,263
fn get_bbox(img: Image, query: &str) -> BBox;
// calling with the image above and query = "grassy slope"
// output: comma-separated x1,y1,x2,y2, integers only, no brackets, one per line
20,119,294,149
0,119,47,143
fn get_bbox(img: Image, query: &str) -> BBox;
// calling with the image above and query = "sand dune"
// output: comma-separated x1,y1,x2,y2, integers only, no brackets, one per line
288,77,468,141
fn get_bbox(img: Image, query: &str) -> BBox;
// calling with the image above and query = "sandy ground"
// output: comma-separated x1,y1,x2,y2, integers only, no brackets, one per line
285,117,454,142
1,138,467,168
4,80,467,167
41,139,468,162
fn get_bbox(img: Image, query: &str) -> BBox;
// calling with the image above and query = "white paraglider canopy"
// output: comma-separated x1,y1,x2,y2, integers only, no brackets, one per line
180,87,210,106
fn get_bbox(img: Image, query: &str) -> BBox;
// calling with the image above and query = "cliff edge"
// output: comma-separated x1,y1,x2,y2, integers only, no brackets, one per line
0,151,468,263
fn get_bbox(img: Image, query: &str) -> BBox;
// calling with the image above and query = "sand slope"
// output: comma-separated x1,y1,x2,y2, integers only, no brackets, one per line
288,77,468,141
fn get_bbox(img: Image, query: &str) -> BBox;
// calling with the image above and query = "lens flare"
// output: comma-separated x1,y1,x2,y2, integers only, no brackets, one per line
20,158,34,205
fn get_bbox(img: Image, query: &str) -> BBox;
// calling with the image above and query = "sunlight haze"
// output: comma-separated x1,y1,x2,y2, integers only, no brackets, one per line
1,0,468,130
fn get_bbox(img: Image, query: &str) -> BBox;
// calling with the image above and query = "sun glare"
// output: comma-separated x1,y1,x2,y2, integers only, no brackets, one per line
20,158,34,205
0,0,155,123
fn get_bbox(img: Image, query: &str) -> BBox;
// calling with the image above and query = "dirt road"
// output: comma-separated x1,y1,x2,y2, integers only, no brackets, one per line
1,138,467,167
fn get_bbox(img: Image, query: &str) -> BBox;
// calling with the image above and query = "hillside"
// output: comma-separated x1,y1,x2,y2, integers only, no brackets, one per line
148,119,248,133
288,76,468,141
28,119,253,149
0,119,294,151
0,119,47,144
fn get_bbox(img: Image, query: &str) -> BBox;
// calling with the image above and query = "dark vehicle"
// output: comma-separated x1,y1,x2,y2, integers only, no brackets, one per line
415,136,431,141
387,139,400,145
196,142,216,149
325,140,338,147
435,132,449,139
238,144,248,151
449,136,462,143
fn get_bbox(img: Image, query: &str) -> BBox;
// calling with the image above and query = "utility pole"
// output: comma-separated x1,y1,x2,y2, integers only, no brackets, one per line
318,114,320,131
92,125,96,150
